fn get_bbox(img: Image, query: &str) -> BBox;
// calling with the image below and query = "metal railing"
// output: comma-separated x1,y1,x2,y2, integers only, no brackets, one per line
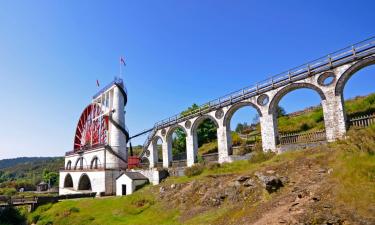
279,130,326,145
60,163,126,171
141,36,375,152
65,144,106,156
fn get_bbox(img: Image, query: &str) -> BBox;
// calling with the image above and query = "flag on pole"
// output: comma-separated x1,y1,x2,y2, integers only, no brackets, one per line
96,79,100,87
120,56,126,66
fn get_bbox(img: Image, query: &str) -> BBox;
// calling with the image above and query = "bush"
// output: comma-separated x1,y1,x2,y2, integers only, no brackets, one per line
338,126,375,155
205,162,220,170
249,151,276,164
0,188,17,196
70,207,80,213
0,207,26,225
231,132,242,146
184,164,204,177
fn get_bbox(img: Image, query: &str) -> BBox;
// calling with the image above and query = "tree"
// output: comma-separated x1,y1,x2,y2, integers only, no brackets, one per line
42,169,59,187
171,127,186,156
277,106,286,117
235,123,244,133
179,104,217,147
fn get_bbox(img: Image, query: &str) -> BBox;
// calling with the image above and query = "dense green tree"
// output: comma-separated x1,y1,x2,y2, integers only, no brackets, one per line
171,127,186,157
277,106,286,117
42,169,59,187
170,104,218,157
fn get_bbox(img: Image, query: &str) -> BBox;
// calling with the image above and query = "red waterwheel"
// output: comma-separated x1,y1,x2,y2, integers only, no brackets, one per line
73,103,108,151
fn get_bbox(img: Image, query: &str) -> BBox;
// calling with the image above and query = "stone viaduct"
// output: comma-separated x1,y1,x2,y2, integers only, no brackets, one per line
140,37,375,168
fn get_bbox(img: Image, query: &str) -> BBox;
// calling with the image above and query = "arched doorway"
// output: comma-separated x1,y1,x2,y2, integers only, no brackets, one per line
78,174,92,191
63,174,73,188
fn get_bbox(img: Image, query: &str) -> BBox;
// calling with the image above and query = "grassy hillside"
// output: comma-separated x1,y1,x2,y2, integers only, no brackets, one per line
25,126,375,225
197,93,375,155
277,93,375,134
0,157,63,191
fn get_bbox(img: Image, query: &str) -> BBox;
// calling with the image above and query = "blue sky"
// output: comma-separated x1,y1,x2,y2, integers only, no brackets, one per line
1,0,375,159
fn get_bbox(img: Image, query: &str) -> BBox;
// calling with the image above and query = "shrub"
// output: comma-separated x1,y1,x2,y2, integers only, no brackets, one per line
0,188,17,196
231,132,242,146
184,164,204,177
69,207,80,213
205,162,220,170
249,151,276,164
338,126,375,155
0,207,26,225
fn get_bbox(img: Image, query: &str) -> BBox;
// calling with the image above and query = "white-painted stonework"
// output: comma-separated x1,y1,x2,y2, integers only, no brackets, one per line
142,49,375,170
59,80,128,196
116,172,149,196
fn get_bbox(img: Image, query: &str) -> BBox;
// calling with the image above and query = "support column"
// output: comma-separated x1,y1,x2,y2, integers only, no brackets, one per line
147,142,157,168
322,93,347,141
186,132,197,167
260,113,278,152
217,124,232,163
162,139,172,168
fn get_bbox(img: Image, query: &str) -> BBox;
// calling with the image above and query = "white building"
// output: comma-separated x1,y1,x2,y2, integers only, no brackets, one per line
59,78,129,196
116,172,149,196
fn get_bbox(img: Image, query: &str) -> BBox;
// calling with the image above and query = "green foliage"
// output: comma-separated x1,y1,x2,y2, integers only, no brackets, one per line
231,132,242,146
276,93,375,134
172,104,218,157
171,127,187,156
0,157,63,188
43,169,59,187
235,123,246,133
248,151,276,164
184,164,204,177
277,106,286,117
198,141,217,155
0,207,27,225
197,119,217,147
0,187,16,196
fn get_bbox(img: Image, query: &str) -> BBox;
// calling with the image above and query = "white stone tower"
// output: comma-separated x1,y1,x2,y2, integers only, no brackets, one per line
59,78,129,196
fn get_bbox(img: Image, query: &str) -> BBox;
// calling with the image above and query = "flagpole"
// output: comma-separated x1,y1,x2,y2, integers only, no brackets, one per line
119,56,122,79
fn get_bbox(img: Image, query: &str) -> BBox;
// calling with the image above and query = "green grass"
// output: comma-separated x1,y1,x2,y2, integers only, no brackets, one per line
329,127,375,217
26,126,375,225
29,189,180,225
277,93,375,134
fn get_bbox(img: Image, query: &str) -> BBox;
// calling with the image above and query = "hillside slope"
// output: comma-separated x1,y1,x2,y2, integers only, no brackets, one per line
27,126,375,225
0,157,63,186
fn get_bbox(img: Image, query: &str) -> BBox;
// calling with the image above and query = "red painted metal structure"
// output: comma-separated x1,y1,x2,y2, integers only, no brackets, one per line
127,156,141,169
73,103,108,151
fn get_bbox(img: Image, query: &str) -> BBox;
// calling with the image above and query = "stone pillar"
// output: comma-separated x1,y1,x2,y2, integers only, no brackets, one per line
217,124,232,163
148,142,158,168
162,139,172,168
260,113,278,152
322,93,347,141
186,132,197,167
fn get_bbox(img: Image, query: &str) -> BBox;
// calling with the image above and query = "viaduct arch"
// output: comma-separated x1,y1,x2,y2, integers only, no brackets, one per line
140,37,375,169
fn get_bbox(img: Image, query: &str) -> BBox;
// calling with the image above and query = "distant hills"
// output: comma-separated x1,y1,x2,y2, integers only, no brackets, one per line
0,157,64,186
0,157,61,170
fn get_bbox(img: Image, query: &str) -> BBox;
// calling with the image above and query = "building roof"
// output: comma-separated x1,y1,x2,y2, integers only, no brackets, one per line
116,172,148,181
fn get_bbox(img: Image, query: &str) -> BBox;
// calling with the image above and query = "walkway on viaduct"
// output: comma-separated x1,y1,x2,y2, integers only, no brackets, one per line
140,37,375,169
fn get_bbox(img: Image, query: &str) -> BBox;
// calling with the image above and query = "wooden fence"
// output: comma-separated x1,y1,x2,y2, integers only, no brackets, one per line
348,113,375,128
279,130,326,145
